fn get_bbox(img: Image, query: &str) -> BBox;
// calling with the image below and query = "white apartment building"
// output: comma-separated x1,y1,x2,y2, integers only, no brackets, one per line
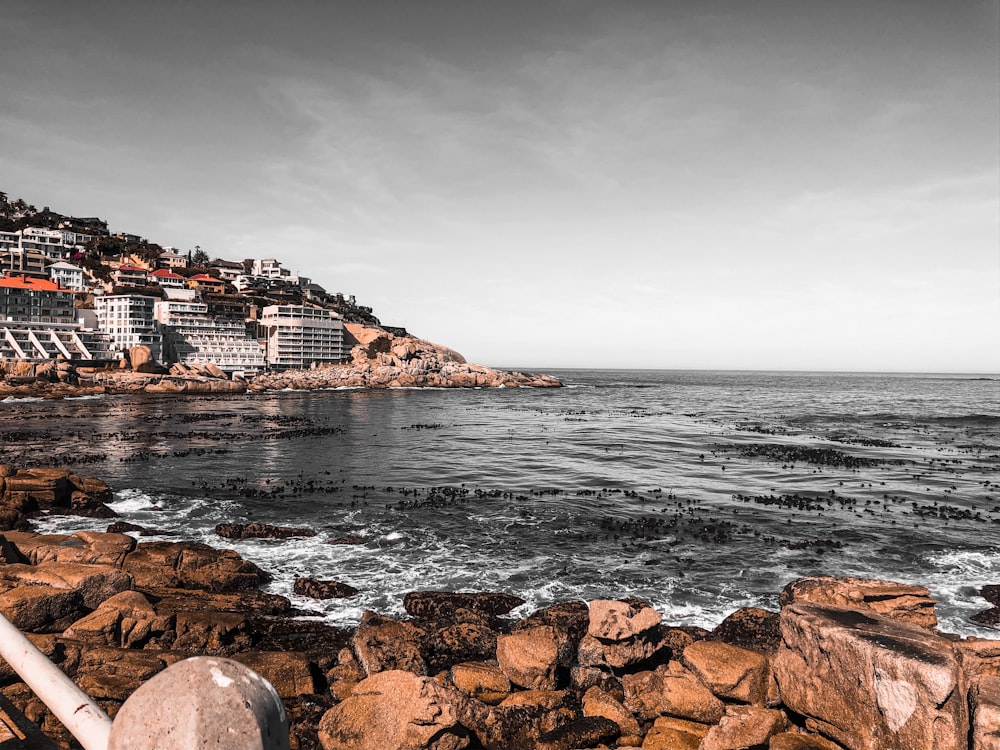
154,300,265,374
19,228,72,261
95,294,162,361
48,261,85,291
251,258,288,279
0,274,112,360
258,305,344,370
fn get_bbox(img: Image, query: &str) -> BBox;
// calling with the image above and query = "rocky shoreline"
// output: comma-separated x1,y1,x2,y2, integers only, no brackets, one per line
0,325,561,399
0,466,998,749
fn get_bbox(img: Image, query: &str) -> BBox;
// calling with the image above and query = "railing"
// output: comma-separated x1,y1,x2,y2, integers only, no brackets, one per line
0,612,289,750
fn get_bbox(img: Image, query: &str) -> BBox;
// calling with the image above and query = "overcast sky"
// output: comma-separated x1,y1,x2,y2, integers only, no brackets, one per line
3,1,998,372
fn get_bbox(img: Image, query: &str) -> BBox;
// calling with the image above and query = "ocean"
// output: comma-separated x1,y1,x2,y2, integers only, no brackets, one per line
3,369,998,636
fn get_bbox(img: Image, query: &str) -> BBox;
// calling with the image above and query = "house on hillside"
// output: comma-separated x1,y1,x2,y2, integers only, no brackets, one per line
48,261,85,291
157,250,187,269
187,273,227,296
112,265,149,288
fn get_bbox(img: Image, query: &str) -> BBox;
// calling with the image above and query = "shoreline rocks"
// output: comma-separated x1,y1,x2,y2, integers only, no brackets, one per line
0,328,560,399
1,468,998,749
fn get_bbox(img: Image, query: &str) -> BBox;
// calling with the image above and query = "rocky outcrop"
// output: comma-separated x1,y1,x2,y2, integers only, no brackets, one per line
249,325,561,391
0,466,116,530
215,522,316,539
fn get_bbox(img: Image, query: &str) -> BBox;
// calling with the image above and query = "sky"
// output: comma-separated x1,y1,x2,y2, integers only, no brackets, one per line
2,1,998,373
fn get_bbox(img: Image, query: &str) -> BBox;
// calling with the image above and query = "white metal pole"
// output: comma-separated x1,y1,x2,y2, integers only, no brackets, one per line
0,612,112,750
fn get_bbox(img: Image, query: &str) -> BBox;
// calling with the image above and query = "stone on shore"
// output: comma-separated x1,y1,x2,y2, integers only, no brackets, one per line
496,626,560,690
779,576,938,628
774,602,968,750
317,670,468,750
216,522,316,540
293,577,359,599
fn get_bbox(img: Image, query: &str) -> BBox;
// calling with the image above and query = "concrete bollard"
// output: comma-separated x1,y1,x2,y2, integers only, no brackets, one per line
0,612,112,750
108,656,289,750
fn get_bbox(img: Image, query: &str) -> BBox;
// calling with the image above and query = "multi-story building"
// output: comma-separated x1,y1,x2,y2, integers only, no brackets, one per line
155,300,265,375
19,228,71,261
187,273,226,295
0,274,75,324
257,305,344,370
94,294,162,361
112,265,149,288
48,261,86,291
1,248,48,278
210,259,244,283
0,274,112,360
157,250,187,269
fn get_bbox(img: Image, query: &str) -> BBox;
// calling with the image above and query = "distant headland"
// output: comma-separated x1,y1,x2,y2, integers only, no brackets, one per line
0,190,559,395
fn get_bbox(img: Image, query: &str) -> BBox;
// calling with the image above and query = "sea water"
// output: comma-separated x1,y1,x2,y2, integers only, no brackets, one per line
3,369,998,636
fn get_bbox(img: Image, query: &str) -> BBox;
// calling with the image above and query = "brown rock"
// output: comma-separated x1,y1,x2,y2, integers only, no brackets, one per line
536,716,620,750
232,651,322,698
588,599,661,640
622,663,725,724
970,674,1000,750
317,669,468,750
63,590,164,647
172,609,253,654
403,591,524,620
294,577,359,599
577,628,669,670
352,610,427,676
682,640,769,704
450,662,511,705
774,602,968,750
128,345,158,374
780,576,937,628
425,621,499,672
122,540,269,591
328,647,366,701
0,561,132,609
712,607,782,653
701,705,787,750
641,716,710,750
496,625,559,690
216,522,316,539
514,600,589,667
5,531,135,566
0,585,84,633
582,685,641,736
768,732,846,749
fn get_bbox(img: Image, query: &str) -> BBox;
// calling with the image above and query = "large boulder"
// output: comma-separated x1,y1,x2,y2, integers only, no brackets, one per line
774,602,968,750
404,591,524,621
780,576,937,628
128,345,158,374
351,611,427,676
681,640,770,704
700,705,787,750
0,561,132,609
578,599,668,669
317,670,469,750
122,541,269,591
496,626,559,690
622,662,724,724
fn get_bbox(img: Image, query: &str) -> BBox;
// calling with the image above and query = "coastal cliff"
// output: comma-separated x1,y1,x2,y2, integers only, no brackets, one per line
0,466,997,750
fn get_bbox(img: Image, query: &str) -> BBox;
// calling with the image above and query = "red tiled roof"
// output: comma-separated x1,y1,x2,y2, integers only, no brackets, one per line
190,273,223,282
116,265,147,273
151,269,185,279
0,274,63,291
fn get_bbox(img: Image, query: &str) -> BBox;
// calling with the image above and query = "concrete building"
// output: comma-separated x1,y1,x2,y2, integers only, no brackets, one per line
0,274,112,360
157,250,187,269
112,265,149,288
1,249,48,278
155,300,265,374
149,268,187,289
258,305,344,369
187,273,227,296
0,274,75,324
95,294,162,361
48,261,86,291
